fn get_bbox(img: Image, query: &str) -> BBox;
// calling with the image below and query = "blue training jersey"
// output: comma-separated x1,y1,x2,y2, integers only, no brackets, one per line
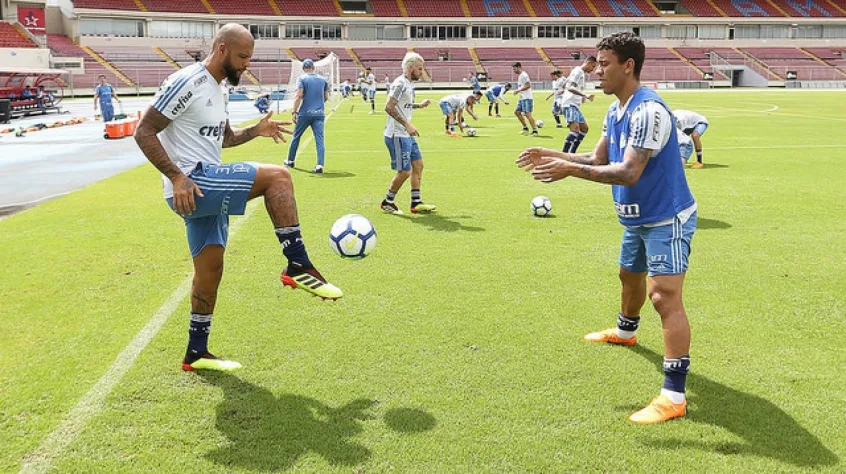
297,72,329,117
490,85,503,96
95,84,114,105
470,76,481,92
606,87,695,226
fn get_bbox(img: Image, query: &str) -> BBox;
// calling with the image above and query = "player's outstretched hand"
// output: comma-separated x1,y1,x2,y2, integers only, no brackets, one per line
419,99,431,108
586,94,595,102
531,158,572,183
171,175,204,217
516,147,550,170
256,111,293,144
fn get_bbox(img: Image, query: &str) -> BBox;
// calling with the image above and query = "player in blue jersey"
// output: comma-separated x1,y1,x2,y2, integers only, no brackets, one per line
134,24,343,372
285,59,330,173
254,93,270,114
94,75,121,122
516,32,697,424
470,73,481,93
485,82,511,117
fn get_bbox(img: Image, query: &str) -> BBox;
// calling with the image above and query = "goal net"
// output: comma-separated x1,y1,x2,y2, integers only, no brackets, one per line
278,52,341,113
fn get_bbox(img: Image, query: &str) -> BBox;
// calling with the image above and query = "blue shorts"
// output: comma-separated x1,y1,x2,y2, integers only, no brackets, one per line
384,135,422,171
166,162,258,257
485,91,496,102
684,122,709,136
516,99,533,114
679,141,694,162
563,105,586,124
619,212,697,276
439,101,455,116
101,103,114,122
368,88,376,99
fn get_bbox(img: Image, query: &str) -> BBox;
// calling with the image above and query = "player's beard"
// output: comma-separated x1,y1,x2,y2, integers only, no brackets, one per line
223,56,242,86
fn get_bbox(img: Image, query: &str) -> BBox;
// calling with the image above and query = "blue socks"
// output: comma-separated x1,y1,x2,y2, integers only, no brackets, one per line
275,225,313,269
662,356,690,403
615,313,640,339
187,312,212,357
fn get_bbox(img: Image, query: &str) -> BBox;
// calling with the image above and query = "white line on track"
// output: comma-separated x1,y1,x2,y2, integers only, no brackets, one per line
18,104,338,474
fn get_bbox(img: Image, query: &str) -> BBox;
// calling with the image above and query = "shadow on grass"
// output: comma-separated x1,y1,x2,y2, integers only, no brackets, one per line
627,345,838,468
397,213,486,233
697,218,732,230
199,372,436,471
288,167,356,179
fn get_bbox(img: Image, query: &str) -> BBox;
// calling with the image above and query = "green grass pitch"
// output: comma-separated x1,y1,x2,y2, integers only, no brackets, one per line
1,90,845,473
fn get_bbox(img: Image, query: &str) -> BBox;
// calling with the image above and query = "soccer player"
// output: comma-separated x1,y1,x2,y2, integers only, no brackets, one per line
134,24,342,372
560,56,597,153
438,91,481,136
340,79,352,99
511,62,538,136
285,59,330,174
381,52,434,215
545,69,565,128
677,123,694,166
516,32,697,424
254,93,270,114
364,67,377,114
674,109,709,168
469,73,481,93
384,74,391,92
485,82,511,117
94,74,120,122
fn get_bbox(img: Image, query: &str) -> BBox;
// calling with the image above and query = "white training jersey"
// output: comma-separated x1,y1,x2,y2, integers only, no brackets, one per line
517,71,532,100
364,73,376,90
150,62,229,199
384,75,415,138
552,77,566,104
561,66,587,107
674,109,708,130
441,93,468,111
677,125,693,147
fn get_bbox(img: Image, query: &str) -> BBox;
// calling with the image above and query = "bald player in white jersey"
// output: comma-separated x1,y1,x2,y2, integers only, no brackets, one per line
673,109,709,168
134,23,342,372
380,52,435,215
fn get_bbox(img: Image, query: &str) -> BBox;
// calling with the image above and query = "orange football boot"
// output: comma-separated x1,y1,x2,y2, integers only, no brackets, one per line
628,395,687,424
583,328,637,346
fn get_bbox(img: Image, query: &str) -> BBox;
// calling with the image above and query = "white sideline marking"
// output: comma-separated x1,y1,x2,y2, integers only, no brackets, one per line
18,106,338,474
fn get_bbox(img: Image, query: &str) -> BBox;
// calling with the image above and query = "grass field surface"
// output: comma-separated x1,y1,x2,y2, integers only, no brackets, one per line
1,90,845,473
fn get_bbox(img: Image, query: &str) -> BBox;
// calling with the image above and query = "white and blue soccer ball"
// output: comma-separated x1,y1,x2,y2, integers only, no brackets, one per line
531,196,552,217
466,128,477,137
329,214,377,259
535,119,544,129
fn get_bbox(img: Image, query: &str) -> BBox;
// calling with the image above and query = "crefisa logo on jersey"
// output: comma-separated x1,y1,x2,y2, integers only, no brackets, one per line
171,91,194,116
199,121,227,140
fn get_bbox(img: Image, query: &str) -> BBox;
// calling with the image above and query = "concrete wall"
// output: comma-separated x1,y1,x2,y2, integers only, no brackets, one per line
0,47,50,68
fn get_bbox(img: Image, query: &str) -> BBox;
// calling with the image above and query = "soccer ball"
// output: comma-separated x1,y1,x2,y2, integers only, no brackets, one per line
531,196,552,217
536,120,545,129
329,214,377,259
466,128,477,137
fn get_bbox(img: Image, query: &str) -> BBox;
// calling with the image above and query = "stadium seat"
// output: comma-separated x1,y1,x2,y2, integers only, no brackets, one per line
465,0,531,17
206,0,275,15
368,0,404,16
141,0,208,13
72,0,140,11
0,22,37,48
403,1,466,17
592,0,659,16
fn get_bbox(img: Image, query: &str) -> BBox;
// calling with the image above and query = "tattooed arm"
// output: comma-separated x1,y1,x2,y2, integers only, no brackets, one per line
222,120,259,148
134,106,201,216
531,146,652,186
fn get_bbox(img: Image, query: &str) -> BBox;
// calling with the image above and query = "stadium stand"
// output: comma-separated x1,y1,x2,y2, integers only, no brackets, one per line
0,22,38,48
206,0,275,15
47,35,125,89
465,0,532,17
72,0,140,11
532,0,597,16
402,0,466,16
141,0,208,13
368,0,405,16
276,0,338,16
743,47,843,79
592,0,659,16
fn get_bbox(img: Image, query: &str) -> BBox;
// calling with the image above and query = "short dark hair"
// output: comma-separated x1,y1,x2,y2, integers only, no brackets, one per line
586,55,597,62
473,90,482,97
97,74,106,79
596,32,644,80
550,69,561,76
504,83,512,89
512,62,521,68
365,67,371,71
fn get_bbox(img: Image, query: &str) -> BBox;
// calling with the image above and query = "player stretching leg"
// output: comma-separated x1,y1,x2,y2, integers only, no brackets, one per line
381,52,435,215
517,33,696,424
511,62,538,136
560,56,597,153
135,24,342,372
